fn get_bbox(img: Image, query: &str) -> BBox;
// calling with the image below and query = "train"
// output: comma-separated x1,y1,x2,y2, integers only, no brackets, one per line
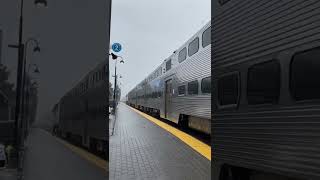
127,21,211,134
52,60,108,159
213,0,320,179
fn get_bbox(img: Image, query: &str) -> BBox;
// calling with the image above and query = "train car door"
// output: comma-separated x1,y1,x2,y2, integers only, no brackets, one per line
165,79,173,118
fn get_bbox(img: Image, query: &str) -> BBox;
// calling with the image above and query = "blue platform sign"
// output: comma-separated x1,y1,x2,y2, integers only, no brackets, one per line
112,43,122,52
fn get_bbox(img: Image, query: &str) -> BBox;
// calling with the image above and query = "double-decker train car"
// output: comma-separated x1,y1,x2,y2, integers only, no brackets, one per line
57,60,108,158
127,21,211,134
213,0,320,179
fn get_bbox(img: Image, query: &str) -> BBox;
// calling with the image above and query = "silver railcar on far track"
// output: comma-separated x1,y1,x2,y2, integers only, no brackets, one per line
127,21,211,134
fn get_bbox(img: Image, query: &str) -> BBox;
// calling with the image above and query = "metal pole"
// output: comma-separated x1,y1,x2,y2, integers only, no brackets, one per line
14,0,26,179
113,60,117,110
20,45,28,142
21,40,38,141
25,64,32,138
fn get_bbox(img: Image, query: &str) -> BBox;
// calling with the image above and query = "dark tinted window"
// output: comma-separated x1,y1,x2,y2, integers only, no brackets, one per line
166,59,171,71
188,80,198,95
202,27,211,48
201,76,211,94
178,85,186,95
247,60,280,105
188,37,199,57
218,74,239,106
178,47,187,63
291,48,320,101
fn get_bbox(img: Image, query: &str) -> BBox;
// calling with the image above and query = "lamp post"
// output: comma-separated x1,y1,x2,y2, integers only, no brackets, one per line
113,74,122,104
8,0,47,178
24,73,39,139
22,63,40,140
109,53,124,111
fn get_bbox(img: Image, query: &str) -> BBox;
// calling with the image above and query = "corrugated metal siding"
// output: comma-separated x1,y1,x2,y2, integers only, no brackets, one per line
213,0,320,178
213,0,320,67
171,44,211,120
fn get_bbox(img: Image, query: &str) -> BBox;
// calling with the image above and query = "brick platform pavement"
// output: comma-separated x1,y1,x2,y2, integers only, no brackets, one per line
109,103,211,180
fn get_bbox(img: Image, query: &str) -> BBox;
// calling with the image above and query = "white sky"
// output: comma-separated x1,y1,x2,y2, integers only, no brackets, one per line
109,0,211,98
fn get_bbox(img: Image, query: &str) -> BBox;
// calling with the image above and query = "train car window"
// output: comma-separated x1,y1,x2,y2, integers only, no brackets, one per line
201,76,211,94
291,48,320,101
178,85,186,96
188,80,199,95
178,47,187,63
166,59,172,71
188,37,199,57
218,73,239,106
202,26,211,48
247,60,280,105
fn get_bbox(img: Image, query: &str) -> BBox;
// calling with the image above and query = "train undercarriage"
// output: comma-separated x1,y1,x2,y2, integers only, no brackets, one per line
127,102,210,135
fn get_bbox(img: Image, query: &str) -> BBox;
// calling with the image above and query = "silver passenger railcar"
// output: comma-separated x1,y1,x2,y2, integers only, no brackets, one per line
57,60,108,158
127,21,211,134
213,0,320,179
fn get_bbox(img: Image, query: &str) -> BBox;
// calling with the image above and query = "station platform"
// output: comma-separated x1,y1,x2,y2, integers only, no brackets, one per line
109,103,211,180
22,128,107,180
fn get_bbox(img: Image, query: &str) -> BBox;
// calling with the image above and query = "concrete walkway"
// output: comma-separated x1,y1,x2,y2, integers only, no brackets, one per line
23,128,107,180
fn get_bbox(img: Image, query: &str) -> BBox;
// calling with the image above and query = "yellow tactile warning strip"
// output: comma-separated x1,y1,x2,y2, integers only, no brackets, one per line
128,105,211,161
41,129,108,172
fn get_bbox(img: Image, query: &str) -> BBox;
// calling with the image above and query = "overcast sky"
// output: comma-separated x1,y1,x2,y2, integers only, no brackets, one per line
0,0,110,126
109,0,211,98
